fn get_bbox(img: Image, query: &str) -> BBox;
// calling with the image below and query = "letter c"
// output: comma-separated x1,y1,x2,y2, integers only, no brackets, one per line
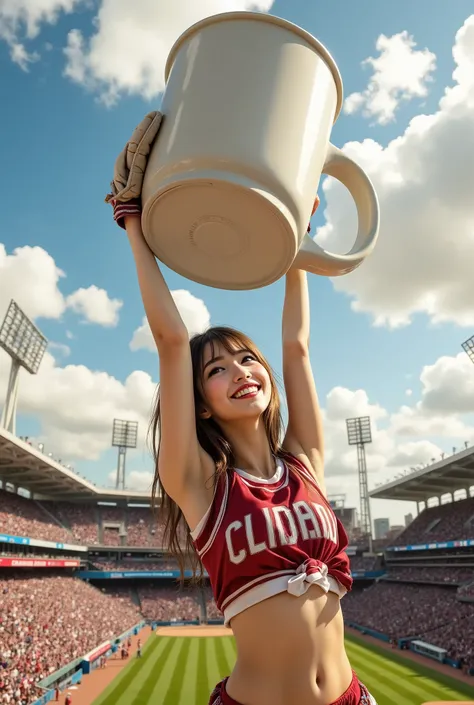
225,521,246,564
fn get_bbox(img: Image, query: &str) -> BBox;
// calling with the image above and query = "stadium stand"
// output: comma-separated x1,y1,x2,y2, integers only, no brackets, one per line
137,585,202,622
0,490,74,545
391,495,474,545
46,502,99,545
343,451,474,673
343,582,474,664
0,573,140,703
348,555,380,572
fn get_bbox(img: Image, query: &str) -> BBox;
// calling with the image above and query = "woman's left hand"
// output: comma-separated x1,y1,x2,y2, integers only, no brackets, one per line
307,195,320,233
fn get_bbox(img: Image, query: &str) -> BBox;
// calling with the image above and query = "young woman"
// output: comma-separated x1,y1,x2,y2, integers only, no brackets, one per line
108,115,376,705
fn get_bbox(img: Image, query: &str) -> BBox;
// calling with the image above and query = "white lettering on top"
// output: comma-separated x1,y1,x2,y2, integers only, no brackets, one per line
262,507,277,548
225,521,246,564
244,513,266,555
293,500,321,540
273,506,298,545
312,503,337,544
224,501,338,564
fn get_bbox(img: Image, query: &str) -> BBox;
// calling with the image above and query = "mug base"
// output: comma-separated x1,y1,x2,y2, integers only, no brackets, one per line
141,175,298,290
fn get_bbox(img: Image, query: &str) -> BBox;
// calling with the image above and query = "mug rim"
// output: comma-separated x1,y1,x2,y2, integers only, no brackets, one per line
164,11,344,123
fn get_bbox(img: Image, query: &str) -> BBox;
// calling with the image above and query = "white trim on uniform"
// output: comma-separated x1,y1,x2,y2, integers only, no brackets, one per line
222,570,347,627
191,473,229,559
234,457,285,485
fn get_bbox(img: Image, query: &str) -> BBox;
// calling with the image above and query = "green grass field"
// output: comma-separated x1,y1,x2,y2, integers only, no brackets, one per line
93,632,474,705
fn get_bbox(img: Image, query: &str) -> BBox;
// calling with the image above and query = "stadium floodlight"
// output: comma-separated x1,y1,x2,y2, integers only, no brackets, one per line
346,416,372,446
0,300,48,435
112,419,138,490
461,335,474,365
346,416,373,552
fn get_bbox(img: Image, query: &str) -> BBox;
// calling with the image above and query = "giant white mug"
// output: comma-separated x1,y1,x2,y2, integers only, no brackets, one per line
141,12,380,290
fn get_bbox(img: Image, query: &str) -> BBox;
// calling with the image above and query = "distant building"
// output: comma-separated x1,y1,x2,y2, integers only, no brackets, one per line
404,513,413,527
385,525,405,542
374,518,390,540
328,495,359,543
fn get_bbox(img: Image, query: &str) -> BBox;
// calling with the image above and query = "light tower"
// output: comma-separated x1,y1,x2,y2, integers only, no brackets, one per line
111,419,138,490
0,300,48,435
462,335,474,365
346,415,373,552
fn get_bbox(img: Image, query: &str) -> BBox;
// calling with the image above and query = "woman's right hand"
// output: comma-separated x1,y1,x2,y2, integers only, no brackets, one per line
105,111,163,228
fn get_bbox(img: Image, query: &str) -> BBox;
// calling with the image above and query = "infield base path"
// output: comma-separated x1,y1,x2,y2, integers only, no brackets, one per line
155,624,231,637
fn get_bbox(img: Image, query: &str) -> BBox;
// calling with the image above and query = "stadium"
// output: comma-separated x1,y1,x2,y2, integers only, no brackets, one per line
1,421,474,705
1,3,474,703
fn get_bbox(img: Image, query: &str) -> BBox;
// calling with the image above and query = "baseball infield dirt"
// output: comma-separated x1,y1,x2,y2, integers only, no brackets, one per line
155,624,231,637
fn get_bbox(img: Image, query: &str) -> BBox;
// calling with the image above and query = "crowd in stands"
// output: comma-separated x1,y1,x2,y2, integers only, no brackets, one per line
203,587,223,620
137,586,201,622
349,556,378,572
385,565,474,585
3,488,470,552
0,574,140,705
0,490,189,549
0,492,71,545
393,496,474,546
91,560,179,571
47,503,98,545
458,581,474,599
125,508,165,547
343,582,474,667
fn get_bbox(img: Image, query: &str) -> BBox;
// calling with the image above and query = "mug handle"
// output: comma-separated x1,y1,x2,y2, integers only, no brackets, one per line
292,143,380,277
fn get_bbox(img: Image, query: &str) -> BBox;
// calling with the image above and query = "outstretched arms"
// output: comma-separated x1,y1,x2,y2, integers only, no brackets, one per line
124,216,208,505
282,201,325,493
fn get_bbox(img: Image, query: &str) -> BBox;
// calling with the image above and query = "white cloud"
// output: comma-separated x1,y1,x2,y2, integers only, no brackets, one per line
49,342,71,358
320,353,474,499
63,0,275,104
386,440,444,468
0,258,201,468
107,469,153,492
130,289,211,351
344,31,436,124
0,0,86,70
66,285,123,327
417,353,474,415
322,387,394,479
405,389,413,397
390,405,472,440
0,348,157,460
0,243,66,322
0,243,123,329
389,353,474,441
316,16,474,329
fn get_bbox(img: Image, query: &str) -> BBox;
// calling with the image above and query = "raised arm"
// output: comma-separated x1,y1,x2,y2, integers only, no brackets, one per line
125,215,210,504
282,266,325,493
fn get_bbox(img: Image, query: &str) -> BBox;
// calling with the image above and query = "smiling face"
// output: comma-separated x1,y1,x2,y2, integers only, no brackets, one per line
189,327,277,430
200,342,272,423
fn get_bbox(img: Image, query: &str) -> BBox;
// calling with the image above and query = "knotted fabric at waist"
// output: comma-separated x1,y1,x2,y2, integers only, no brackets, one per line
287,558,332,597
222,560,347,626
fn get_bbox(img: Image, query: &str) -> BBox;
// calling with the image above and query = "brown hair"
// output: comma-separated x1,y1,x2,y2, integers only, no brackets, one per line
150,326,284,581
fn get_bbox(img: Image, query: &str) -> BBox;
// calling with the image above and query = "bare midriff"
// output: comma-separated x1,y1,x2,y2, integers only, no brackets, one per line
226,585,353,705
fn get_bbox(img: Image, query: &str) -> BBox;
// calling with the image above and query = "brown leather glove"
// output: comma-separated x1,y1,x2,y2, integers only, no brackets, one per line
105,111,163,204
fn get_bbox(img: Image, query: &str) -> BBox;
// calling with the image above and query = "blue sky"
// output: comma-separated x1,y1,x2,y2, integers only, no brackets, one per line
1,0,474,528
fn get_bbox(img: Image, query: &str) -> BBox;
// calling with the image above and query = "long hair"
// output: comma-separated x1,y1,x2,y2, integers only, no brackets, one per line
150,326,284,581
